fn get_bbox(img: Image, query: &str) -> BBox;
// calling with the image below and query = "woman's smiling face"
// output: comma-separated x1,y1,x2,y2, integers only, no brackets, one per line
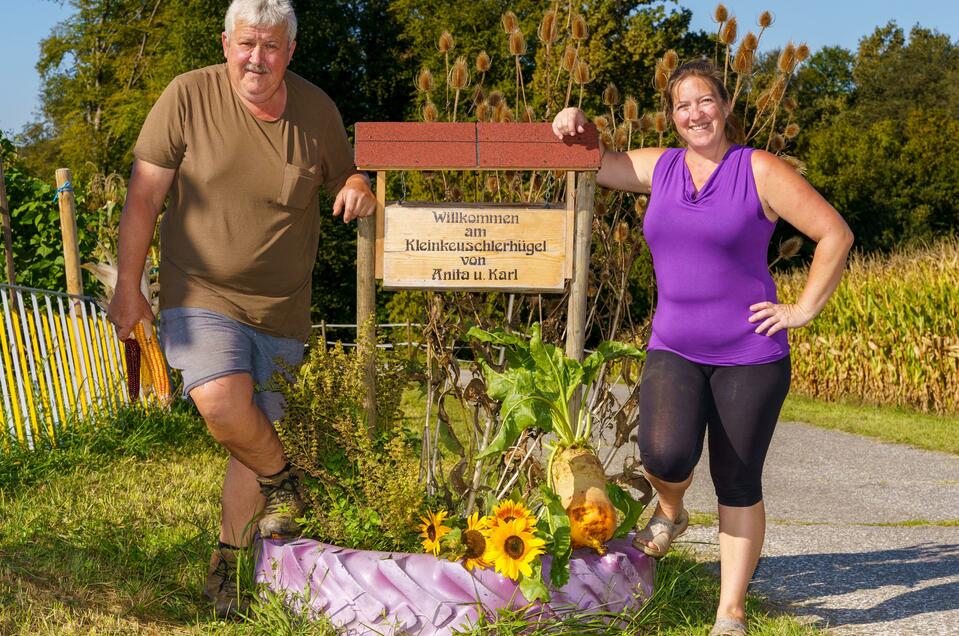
670,76,731,150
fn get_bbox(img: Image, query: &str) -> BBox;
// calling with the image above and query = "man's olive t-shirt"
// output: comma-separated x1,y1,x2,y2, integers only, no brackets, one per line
134,64,357,341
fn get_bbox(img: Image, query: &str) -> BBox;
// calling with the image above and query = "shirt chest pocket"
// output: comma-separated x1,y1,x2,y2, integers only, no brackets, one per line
277,163,321,209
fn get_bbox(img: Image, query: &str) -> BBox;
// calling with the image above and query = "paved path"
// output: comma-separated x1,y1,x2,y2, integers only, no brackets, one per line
673,422,959,635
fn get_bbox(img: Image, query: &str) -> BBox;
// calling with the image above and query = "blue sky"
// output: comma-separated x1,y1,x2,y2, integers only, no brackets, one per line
2,0,958,135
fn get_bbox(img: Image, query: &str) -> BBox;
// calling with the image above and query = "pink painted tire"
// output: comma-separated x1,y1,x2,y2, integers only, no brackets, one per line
256,536,655,635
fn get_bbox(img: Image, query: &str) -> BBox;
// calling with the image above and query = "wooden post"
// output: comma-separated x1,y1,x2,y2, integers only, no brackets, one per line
0,159,15,286
55,168,83,296
356,172,381,430
565,171,596,421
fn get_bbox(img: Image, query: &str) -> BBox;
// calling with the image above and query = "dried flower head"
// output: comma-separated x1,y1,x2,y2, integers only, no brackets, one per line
495,102,513,123
573,60,591,85
742,31,759,51
571,13,588,41
438,31,454,54
594,200,607,217
600,130,614,148
416,68,434,93
423,101,439,122
509,29,526,56
613,221,631,244
756,89,771,112
779,235,803,259
758,10,773,28
714,3,729,22
778,42,796,74
654,60,668,92
476,102,491,121
733,47,753,74
539,10,559,44
796,43,810,62
783,122,800,139
782,96,798,113
501,11,518,34
769,132,785,153
594,115,611,132
623,96,639,121
473,85,486,105
561,44,577,72
654,111,667,133
603,82,621,107
485,174,499,192
487,90,503,108
614,125,629,148
449,56,470,90
449,186,463,201
634,194,649,217
476,51,491,73
720,16,738,45
640,113,655,133
663,49,680,73
780,155,807,174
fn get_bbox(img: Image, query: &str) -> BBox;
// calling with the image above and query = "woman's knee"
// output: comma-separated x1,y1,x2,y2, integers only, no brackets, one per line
641,447,697,484
712,473,764,507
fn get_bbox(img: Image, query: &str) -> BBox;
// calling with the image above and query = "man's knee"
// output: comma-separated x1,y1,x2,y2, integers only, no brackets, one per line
191,374,257,441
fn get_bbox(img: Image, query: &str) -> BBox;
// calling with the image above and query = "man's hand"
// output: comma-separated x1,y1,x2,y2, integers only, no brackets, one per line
332,173,376,223
108,284,155,341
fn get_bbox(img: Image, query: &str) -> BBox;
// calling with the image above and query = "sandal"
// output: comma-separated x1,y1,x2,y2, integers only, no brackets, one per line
709,617,747,636
632,509,689,557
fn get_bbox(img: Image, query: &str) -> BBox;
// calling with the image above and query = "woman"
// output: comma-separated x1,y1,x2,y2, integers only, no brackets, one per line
552,59,853,636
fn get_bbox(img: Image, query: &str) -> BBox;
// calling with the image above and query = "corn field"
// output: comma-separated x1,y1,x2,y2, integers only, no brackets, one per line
775,239,959,414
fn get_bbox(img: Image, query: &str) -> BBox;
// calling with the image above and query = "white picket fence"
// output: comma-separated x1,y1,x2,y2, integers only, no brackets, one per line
0,283,128,450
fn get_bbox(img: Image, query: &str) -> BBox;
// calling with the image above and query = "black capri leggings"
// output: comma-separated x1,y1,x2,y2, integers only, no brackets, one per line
638,349,791,507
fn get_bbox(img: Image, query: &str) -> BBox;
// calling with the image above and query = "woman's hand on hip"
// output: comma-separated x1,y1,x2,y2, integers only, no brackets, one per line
748,301,813,336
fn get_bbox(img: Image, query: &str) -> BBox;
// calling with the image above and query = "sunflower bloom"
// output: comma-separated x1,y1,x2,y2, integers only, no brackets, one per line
419,510,451,555
461,513,492,571
486,518,546,580
489,500,536,530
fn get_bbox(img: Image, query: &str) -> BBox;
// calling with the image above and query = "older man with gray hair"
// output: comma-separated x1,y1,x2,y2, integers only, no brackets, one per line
108,0,375,617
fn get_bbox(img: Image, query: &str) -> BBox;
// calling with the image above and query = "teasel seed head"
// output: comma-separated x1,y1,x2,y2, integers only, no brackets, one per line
635,194,649,217
614,221,631,244
501,11,518,34
600,130,614,148
487,90,503,108
485,174,499,192
782,96,798,113
473,85,486,106
539,10,559,44
714,3,729,23
449,186,463,201
509,28,526,56
770,132,785,153
571,13,588,41
603,82,621,107
495,103,513,123
438,31,454,54
654,68,668,93
423,101,439,122
624,96,639,121
758,10,773,28
416,68,434,93
654,111,667,133
720,17,738,45
594,115,610,132
449,56,470,90
778,42,796,74
783,122,800,139
778,235,803,260
796,43,810,62
594,200,607,217
476,50,491,73
476,102,491,121
743,31,759,51
663,49,680,73
561,44,577,72
614,125,629,148
780,155,807,174
733,48,753,74
772,76,787,101
756,89,771,111
574,60,591,85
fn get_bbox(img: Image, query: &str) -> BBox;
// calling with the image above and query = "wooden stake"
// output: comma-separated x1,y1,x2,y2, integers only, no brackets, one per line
55,168,83,296
356,173,381,431
565,171,596,421
0,159,15,286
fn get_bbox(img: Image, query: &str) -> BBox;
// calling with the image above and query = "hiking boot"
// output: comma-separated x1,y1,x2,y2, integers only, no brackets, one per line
204,546,249,619
256,464,306,541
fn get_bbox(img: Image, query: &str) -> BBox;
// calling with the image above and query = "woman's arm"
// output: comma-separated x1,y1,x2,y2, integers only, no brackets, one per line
748,150,855,336
552,107,664,193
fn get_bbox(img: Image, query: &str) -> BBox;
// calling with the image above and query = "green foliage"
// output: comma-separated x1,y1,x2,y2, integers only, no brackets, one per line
538,486,571,588
606,482,645,539
273,339,423,551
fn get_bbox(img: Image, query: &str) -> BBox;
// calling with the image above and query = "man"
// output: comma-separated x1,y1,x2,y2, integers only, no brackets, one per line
107,0,376,618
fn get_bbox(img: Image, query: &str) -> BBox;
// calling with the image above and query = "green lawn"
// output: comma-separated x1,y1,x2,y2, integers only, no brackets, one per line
781,393,959,455
0,404,819,635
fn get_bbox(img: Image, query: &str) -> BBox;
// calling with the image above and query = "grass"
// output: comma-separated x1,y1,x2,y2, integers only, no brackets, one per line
0,404,822,635
781,393,959,455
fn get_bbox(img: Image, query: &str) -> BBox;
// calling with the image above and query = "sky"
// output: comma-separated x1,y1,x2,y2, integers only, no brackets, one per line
2,0,958,135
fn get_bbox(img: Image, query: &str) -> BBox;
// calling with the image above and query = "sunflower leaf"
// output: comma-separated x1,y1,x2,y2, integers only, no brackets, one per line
519,560,550,602
607,482,647,539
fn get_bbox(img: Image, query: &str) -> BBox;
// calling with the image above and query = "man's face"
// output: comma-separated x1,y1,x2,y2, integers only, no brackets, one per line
221,20,295,105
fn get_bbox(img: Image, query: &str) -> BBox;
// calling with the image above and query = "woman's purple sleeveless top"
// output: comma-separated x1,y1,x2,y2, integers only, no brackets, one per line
642,145,789,365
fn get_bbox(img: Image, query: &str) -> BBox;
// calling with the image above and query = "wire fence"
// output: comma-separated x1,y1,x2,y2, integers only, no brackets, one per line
0,283,129,451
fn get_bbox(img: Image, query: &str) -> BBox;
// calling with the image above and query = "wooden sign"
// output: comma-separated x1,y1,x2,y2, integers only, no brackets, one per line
380,203,570,292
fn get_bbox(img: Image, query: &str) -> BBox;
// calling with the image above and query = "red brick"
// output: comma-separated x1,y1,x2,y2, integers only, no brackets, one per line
355,141,476,170
355,122,475,142
477,123,600,170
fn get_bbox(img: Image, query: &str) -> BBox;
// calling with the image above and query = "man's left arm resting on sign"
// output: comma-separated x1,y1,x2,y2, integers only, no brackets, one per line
332,172,377,223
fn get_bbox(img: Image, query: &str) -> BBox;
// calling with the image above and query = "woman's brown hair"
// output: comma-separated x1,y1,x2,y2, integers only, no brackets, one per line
662,58,745,144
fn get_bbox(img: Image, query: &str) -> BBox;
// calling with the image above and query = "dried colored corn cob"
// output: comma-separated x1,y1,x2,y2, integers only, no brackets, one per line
124,338,141,401
133,320,171,407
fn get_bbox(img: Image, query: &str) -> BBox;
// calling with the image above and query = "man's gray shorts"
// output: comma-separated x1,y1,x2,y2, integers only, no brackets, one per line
159,307,304,422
